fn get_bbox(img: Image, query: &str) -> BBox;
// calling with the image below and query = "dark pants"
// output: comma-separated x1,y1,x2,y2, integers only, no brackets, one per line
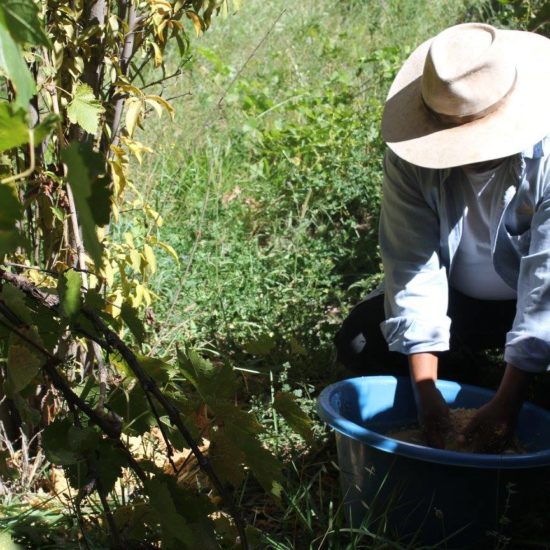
334,288,517,380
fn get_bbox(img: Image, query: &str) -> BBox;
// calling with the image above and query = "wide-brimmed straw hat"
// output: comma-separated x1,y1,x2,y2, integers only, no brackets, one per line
381,23,550,169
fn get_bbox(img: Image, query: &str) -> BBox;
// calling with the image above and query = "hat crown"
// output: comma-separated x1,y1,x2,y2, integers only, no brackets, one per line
421,23,516,119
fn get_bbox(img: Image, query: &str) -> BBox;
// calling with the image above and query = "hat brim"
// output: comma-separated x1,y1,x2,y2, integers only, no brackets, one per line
382,30,550,169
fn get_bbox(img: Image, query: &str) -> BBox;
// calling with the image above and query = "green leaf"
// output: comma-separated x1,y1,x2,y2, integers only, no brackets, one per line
146,476,194,545
138,355,171,384
11,393,40,427
0,183,24,258
89,175,112,226
108,385,154,435
0,0,50,47
121,302,146,344
0,21,34,107
6,327,44,393
58,269,81,319
0,531,24,549
213,402,283,498
67,83,105,135
209,429,245,487
114,503,156,541
243,333,276,356
94,440,128,493
1,283,31,325
177,348,237,401
62,142,109,267
42,419,80,465
273,391,315,444
0,184,22,232
33,113,60,143
0,101,28,151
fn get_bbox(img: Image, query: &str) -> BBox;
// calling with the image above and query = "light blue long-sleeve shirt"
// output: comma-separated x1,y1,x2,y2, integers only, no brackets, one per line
379,136,550,373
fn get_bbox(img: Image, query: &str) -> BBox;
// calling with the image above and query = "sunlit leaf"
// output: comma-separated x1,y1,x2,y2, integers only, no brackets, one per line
58,269,81,320
67,82,105,135
125,97,142,138
143,243,157,274
0,21,34,107
0,0,50,47
0,531,24,549
0,101,28,151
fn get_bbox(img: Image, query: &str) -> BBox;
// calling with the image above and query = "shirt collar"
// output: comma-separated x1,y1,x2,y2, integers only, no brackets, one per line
521,135,550,159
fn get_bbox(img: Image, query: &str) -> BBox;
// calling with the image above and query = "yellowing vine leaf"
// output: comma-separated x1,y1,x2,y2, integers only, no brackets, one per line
144,95,175,119
125,97,143,138
67,82,105,135
186,11,203,36
143,243,157,275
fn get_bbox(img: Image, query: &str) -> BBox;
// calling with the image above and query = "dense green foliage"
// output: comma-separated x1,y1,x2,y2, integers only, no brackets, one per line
1,0,550,548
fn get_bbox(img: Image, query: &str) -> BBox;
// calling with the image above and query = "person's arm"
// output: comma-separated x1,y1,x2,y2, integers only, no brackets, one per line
460,364,532,452
379,149,451,356
409,352,450,448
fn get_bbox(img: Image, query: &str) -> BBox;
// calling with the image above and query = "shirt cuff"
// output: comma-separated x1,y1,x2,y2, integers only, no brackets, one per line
381,316,451,355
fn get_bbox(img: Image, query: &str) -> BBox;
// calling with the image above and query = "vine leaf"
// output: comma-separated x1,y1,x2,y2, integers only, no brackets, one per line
6,327,44,393
0,20,34,107
0,184,24,258
94,440,128,493
42,419,81,465
120,302,146,344
33,113,60,143
1,283,31,325
0,105,58,152
0,0,46,107
62,142,109,267
58,269,82,320
177,348,237,401
0,0,50,47
67,83,105,135
209,429,245,487
273,391,314,444
212,402,284,499
0,101,28,151
0,531,23,550
146,476,195,545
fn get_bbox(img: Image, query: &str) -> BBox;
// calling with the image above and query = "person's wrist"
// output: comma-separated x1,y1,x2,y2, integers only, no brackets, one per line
494,364,532,413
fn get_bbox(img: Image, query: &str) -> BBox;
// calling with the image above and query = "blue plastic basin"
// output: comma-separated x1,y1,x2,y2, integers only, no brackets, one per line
317,376,550,546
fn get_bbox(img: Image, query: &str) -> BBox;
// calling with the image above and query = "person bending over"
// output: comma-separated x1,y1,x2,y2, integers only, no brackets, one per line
335,22,550,451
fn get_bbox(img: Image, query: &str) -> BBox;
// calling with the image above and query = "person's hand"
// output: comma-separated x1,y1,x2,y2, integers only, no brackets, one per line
459,364,532,453
408,353,449,449
416,384,450,449
459,398,516,453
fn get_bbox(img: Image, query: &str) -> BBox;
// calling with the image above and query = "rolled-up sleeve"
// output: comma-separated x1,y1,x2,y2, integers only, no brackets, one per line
505,176,550,372
379,149,451,354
